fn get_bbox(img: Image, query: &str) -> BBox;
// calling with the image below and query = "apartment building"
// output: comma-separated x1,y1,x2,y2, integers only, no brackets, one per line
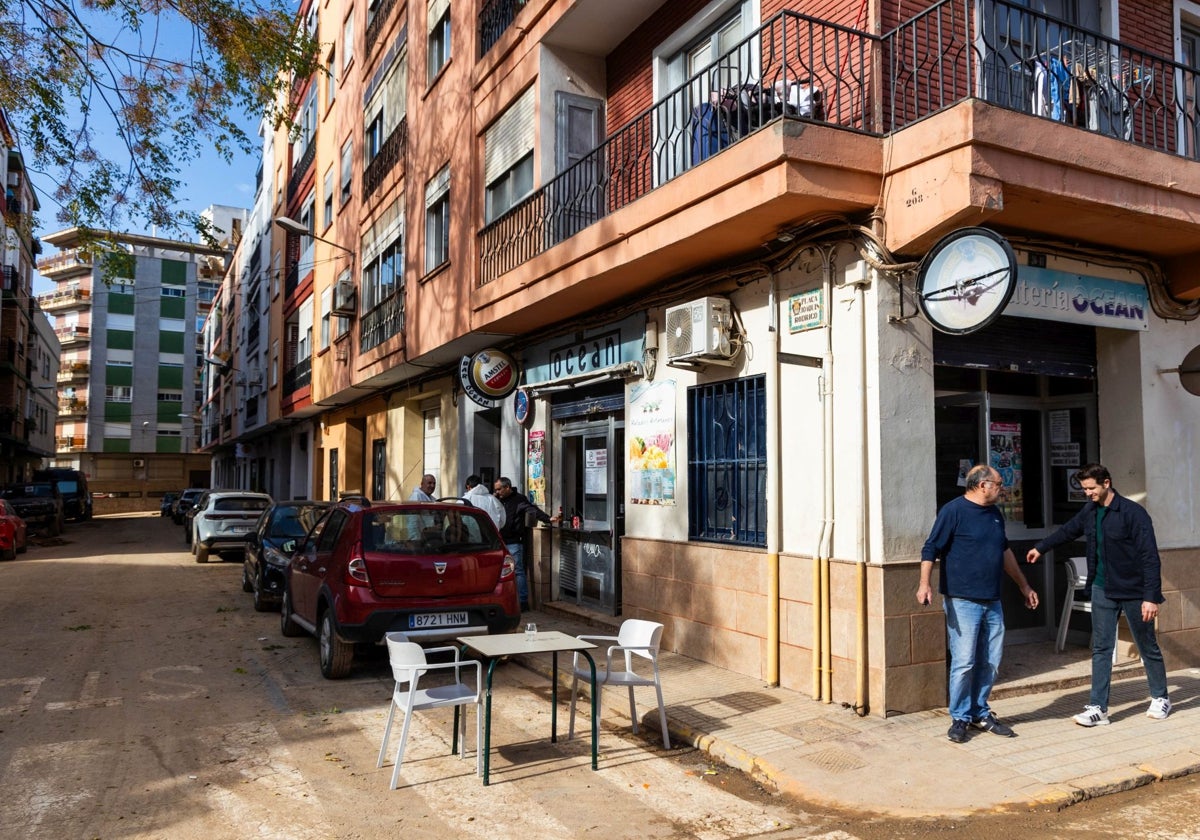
35,209,245,499
0,110,58,483
213,0,1200,714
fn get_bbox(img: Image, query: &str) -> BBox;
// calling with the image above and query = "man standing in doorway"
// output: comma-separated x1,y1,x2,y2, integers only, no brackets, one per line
1026,463,1170,726
408,474,436,502
463,474,505,530
493,476,558,611
918,464,1039,743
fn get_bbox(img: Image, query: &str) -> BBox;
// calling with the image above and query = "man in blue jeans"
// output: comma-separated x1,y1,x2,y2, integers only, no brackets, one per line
1027,463,1170,726
918,464,1040,743
493,476,558,610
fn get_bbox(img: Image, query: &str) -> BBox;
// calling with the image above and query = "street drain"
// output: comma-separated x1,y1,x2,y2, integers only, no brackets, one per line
802,747,867,773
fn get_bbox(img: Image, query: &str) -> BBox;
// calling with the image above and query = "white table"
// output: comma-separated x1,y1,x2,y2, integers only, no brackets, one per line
457,630,598,785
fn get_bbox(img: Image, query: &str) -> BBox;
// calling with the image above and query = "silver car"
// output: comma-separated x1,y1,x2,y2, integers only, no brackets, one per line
191,491,273,563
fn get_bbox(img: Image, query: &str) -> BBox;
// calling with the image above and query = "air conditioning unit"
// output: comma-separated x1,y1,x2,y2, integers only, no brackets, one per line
664,296,736,365
132,459,146,468
332,278,356,316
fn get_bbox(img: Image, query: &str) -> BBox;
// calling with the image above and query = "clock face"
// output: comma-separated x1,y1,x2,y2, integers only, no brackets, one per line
916,228,1017,335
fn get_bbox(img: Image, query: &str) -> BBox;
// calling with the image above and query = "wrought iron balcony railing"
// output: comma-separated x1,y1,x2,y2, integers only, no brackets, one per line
282,356,312,395
479,0,527,58
286,139,317,203
479,2,1200,284
363,117,407,200
365,0,400,53
359,292,404,354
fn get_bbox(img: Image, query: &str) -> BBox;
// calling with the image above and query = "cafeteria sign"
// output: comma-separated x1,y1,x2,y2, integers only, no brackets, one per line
459,349,519,408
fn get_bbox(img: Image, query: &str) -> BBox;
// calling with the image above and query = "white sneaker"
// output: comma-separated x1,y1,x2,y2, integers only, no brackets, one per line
1147,697,1171,720
1074,705,1110,727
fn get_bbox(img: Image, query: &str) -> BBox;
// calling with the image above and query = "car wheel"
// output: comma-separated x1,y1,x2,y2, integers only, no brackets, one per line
241,565,254,593
318,611,353,679
0,548,13,562
184,525,192,545
16,536,27,554
194,541,209,563
279,588,303,637
252,574,273,612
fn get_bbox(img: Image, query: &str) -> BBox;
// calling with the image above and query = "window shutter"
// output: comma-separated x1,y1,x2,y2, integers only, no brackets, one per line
484,86,535,186
427,0,449,33
425,165,450,206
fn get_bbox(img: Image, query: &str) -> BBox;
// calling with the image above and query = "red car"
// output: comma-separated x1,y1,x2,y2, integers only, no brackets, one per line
280,500,520,678
0,499,30,561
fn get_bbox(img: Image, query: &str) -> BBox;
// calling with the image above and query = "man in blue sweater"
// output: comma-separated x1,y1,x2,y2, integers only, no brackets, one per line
1027,463,1169,726
918,464,1039,743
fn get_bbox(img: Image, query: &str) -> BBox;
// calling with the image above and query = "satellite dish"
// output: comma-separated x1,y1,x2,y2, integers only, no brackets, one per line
1162,344,1200,396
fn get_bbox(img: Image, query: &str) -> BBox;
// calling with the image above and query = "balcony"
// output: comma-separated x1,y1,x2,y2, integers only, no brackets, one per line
282,356,312,395
58,398,87,417
364,0,400,53
57,361,90,382
55,325,91,346
37,286,91,312
362,117,407,200
360,292,404,354
286,139,317,203
476,2,1200,330
37,248,93,278
479,0,527,58
56,435,87,452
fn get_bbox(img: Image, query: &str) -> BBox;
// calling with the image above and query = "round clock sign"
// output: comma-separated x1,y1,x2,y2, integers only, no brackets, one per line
916,227,1018,335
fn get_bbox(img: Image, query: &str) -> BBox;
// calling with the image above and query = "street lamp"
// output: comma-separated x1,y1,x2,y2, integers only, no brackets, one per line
273,216,354,256
202,356,237,375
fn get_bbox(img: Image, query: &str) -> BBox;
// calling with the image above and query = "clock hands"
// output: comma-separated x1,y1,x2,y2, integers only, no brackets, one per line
921,266,1012,303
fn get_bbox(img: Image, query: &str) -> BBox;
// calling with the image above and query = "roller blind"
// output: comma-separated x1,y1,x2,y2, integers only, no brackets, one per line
484,86,535,185
427,0,449,32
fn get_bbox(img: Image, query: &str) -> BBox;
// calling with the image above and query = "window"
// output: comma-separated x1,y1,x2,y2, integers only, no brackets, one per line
343,12,355,69
326,48,337,109
320,285,332,350
687,375,766,545
363,229,402,310
105,386,134,403
323,169,334,229
427,0,450,81
340,139,354,203
297,298,313,361
484,87,536,222
271,339,279,386
364,48,407,162
334,269,352,339
424,165,450,272
198,282,217,303
157,391,184,401
161,287,185,298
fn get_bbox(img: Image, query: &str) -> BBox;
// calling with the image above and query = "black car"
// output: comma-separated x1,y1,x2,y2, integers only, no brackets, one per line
243,500,330,612
172,488,205,526
0,482,65,536
160,492,179,517
32,468,92,521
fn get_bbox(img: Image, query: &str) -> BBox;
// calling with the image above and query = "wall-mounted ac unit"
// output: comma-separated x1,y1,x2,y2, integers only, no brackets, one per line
332,278,356,316
664,296,736,365
132,459,146,468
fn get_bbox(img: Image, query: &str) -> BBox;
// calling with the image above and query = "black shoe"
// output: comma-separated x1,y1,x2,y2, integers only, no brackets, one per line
971,713,1016,737
947,719,969,743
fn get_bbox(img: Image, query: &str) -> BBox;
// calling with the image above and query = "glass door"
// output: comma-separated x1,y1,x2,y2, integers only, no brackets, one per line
555,417,624,614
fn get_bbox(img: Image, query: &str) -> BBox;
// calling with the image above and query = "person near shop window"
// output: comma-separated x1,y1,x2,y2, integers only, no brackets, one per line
463,474,505,531
408,474,436,502
1026,463,1170,726
493,476,559,610
918,464,1039,743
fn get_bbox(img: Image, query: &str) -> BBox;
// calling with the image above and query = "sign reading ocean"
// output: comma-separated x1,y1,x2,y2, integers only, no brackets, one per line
1005,266,1148,331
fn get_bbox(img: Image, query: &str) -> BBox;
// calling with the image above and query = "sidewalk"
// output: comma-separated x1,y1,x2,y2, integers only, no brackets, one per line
513,606,1200,817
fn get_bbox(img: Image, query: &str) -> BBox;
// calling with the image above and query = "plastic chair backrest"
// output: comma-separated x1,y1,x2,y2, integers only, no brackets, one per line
1068,556,1088,589
385,633,427,686
616,619,663,661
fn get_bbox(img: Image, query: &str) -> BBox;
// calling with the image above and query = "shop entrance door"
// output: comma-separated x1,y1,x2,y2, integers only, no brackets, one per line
555,417,624,614
934,392,1096,642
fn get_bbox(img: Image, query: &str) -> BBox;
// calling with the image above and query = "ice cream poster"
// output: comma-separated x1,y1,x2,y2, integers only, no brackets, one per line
629,379,676,505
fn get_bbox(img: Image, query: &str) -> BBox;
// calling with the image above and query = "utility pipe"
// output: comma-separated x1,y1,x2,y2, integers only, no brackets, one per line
854,271,870,717
815,249,836,702
766,272,781,686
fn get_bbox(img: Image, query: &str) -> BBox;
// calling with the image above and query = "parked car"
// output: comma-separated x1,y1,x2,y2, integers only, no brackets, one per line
0,482,65,537
172,487,205,526
160,492,179,517
190,491,273,563
280,500,520,678
0,499,29,560
243,500,330,612
31,468,92,521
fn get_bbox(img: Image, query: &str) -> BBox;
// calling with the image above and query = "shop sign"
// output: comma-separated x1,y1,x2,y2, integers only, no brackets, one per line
459,348,519,408
523,314,645,386
1005,266,1148,331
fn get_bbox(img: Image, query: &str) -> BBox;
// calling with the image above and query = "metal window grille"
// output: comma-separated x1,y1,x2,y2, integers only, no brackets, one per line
687,374,767,546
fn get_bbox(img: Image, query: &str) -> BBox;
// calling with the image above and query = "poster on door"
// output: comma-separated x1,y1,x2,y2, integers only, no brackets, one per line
988,421,1023,522
526,430,546,507
629,379,677,505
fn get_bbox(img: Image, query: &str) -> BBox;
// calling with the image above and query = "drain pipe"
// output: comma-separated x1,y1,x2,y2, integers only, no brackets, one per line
848,260,872,717
813,248,836,702
766,271,781,687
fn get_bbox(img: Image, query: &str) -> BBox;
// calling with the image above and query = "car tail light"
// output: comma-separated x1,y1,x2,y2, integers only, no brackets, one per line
500,553,516,580
346,540,370,586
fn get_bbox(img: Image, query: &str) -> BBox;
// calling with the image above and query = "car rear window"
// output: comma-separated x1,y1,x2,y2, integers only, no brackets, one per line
362,509,502,553
214,497,271,512
55,481,80,494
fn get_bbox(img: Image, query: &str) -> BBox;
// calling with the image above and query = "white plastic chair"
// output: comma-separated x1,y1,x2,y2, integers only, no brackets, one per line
568,619,670,749
377,632,482,789
1056,556,1117,663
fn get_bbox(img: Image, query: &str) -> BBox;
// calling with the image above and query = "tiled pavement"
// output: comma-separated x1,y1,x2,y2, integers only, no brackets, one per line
512,606,1200,817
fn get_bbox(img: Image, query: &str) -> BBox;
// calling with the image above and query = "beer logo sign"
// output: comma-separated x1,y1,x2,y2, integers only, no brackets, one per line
459,349,519,407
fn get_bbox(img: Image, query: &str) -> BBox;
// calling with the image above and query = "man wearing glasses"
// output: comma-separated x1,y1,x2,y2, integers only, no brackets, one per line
917,464,1039,744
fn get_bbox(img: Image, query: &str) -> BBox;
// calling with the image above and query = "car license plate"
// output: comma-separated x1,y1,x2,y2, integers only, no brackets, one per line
408,612,468,629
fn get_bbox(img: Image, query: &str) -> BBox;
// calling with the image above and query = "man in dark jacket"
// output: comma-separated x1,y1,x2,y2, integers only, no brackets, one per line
492,476,558,610
1027,463,1169,726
